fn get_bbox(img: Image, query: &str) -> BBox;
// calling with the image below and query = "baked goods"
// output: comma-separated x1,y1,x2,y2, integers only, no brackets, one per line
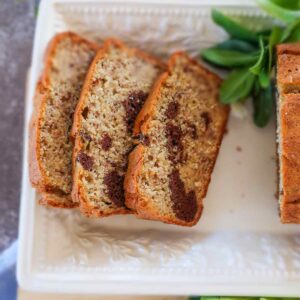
71,39,165,217
29,32,98,208
124,52,229,226
276,42,300,223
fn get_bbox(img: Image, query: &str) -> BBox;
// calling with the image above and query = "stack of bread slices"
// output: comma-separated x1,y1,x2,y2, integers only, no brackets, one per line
29,32,229,227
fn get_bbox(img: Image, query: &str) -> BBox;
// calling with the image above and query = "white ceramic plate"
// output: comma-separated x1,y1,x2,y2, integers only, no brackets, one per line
17,0,300,296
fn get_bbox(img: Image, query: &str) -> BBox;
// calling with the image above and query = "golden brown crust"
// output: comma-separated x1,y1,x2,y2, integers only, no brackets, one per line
126,151,204,226
71,38,165,217
280,202,300,224
277,42,300,93
39,193,76,208
277,43,300,223
123,145,144,212
277,42,300,55
29,32,98,208
279,93,300,223
124,52,229,226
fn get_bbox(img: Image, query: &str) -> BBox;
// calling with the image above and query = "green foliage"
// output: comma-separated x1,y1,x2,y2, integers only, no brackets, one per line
202,48,258,68
256,0,300,23
212,10,258,43
220,69,255,104
201,5,300,127
253,82,274,127
215,39,258,53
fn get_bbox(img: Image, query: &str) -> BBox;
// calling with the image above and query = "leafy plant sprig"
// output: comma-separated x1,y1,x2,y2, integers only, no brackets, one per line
201,1,300,127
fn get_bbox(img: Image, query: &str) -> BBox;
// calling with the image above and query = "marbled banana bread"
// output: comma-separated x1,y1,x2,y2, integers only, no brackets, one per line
125,52,229,226
71,39,165,217
29,32,98,207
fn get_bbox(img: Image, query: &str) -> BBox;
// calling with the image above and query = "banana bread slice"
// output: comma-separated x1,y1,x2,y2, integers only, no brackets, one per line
71,39,165,217
124,52,229,226
29,32,98,208
276,42,300,223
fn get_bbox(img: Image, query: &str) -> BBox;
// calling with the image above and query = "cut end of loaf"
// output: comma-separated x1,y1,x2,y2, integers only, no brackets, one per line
276,42,300,224
125,52,229,226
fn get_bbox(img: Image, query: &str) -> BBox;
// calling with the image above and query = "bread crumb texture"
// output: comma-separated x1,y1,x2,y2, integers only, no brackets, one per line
39,36,96,197
130,53,228,225
73,41,162,215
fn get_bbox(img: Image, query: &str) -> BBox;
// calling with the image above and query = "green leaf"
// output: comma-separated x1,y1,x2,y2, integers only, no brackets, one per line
220,68,255,104
216,39,258,52
286,26,300,42
270,0,300,10
259,298,286,300
281,18,300,41
258,28,273,36
259,71,270,88
253,83,274,127
220,298,258,300
268,26,283,71
249,36,270,88
253,77,261,95
202,48,258,68
280,19,300,43
256,0,300,24
212,9,258,43
269,26,284,45
250,36,267,75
